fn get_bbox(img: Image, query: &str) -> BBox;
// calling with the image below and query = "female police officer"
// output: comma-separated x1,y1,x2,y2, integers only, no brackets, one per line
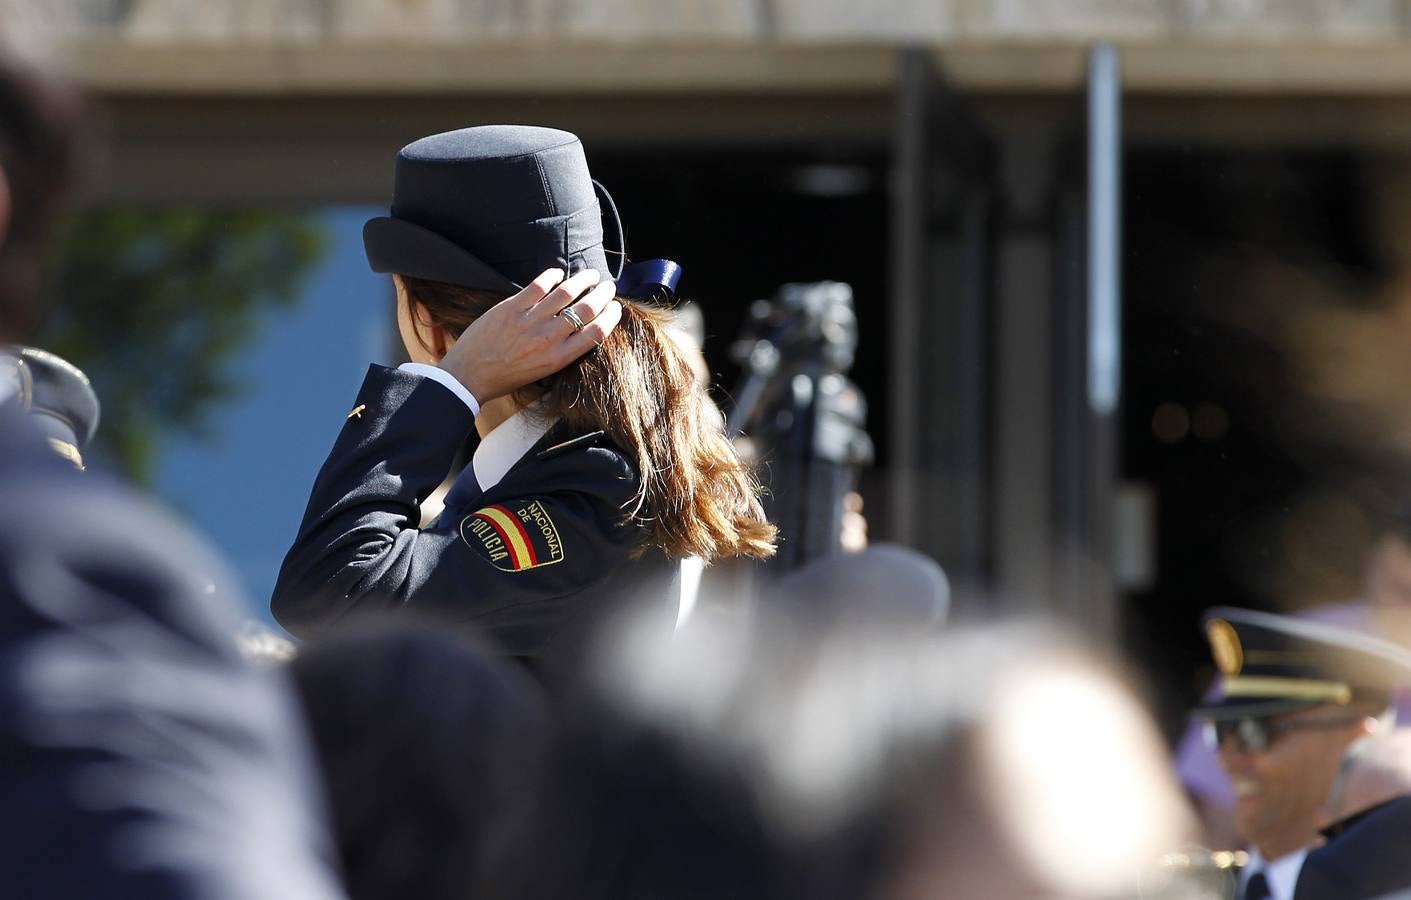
271,126,775,667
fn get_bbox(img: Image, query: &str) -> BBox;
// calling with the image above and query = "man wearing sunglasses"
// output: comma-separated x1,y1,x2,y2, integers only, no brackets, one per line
1193,607,1411,900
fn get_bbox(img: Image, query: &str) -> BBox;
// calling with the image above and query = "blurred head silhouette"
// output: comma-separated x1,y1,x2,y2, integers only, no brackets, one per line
492,607,1193,900
289,616,549,900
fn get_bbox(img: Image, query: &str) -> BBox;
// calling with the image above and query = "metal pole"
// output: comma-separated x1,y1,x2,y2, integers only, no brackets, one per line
888,47,929,547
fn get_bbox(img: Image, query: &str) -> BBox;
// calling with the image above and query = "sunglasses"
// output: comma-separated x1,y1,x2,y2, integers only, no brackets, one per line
1202,714,1362,753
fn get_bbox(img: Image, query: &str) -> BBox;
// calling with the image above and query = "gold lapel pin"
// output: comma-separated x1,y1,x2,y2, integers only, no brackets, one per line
347,403,367,420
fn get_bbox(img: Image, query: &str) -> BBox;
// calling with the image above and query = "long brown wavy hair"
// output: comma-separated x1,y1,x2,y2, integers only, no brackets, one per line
399,275,776,562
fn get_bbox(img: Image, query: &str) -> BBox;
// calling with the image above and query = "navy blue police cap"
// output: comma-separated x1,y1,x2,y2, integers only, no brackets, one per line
1,345,99,469
1193,606,1411,721
364,125,681,300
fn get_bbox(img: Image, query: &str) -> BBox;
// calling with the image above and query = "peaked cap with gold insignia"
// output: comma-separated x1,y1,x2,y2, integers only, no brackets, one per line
1194,606,1411,720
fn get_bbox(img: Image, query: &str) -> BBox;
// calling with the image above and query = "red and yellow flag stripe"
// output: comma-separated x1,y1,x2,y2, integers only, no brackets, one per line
474,505,538,570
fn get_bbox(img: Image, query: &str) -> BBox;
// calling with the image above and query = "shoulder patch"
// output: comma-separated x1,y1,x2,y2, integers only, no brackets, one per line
459,501,566,572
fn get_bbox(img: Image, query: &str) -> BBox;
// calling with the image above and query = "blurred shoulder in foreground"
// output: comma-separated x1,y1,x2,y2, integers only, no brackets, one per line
0,403,345,899
0,50,343,900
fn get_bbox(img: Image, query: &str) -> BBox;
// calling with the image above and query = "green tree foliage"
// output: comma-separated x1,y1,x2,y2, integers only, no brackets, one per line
36,209,326,483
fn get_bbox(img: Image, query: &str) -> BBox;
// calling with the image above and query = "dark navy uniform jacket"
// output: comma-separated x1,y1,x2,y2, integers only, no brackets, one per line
1293,794,1411,900
0,401,344,899
272,365,677,665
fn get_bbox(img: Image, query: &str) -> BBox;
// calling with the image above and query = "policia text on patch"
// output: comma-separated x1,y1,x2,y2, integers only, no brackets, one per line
463,502,565,573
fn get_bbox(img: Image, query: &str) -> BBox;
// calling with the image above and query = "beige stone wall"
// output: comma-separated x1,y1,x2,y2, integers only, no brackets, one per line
6,0,1411,44
11,0,1411,96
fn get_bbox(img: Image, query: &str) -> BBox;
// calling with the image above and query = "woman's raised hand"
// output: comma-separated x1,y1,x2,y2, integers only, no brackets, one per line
438,267,622,404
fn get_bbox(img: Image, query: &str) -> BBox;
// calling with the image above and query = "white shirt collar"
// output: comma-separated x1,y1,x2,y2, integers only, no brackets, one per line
1242,848,1310,900
472,406,558,492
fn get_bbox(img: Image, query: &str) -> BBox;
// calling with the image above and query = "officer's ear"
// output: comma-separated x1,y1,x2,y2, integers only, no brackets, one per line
394,276,452,363
414,304,451,361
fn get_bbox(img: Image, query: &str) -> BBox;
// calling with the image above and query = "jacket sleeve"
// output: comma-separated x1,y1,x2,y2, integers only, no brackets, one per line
271,365,640,645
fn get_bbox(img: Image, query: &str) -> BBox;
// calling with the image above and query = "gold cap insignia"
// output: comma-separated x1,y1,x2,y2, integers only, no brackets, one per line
47,438,85,471
1207,618,1243,676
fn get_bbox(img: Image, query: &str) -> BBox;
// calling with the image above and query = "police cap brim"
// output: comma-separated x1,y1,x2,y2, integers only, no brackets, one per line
364,216,522,296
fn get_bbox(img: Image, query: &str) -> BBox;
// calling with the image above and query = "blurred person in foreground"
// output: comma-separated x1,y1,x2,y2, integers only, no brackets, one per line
487,606,1194,900
1193,607,1411,900
289,617,548,900
1292,730,1411,900
0,52,343,898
